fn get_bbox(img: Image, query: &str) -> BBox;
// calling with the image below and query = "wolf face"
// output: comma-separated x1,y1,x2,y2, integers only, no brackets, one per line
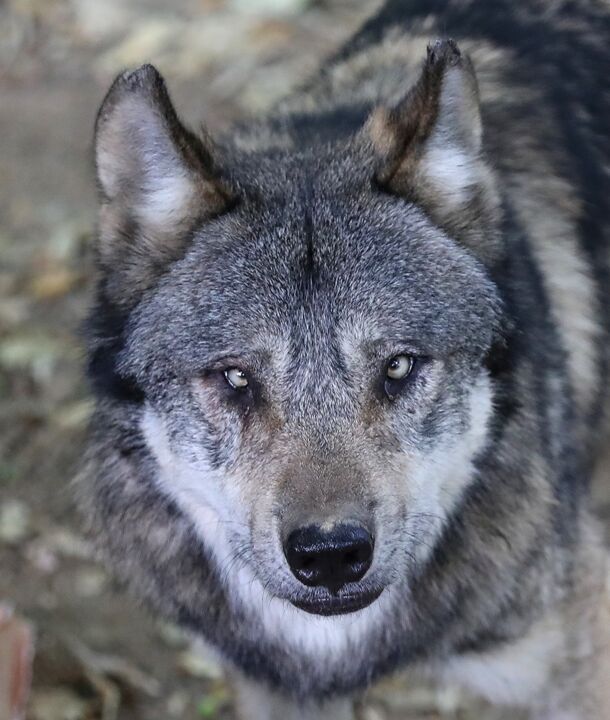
129,182,499,626
88,43,504,676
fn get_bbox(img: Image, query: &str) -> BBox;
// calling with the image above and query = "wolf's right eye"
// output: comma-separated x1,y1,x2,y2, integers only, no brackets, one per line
384,354,415,400
386,355,413,380
224,367,249,390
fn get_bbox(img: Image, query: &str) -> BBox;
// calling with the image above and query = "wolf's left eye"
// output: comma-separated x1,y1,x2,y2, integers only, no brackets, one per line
387,355,413,380
384,354,415,399
224,367,249,390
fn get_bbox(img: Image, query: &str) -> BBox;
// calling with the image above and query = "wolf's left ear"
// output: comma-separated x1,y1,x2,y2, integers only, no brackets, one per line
95,64,234,305
366,40,500,261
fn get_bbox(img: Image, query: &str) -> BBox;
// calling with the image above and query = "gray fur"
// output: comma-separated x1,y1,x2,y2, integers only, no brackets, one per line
80,1,610,718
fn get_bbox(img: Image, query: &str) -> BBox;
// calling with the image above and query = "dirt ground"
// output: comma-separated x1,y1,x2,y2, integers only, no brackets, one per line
0,1,608,719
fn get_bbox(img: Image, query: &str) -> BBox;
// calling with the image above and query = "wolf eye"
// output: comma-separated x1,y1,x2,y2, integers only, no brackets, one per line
224,367,249,390
384,354,415,399
386,355,413,380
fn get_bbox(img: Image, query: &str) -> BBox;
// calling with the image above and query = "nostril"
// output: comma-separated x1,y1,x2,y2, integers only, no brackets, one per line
343,539,373,575
284,523,374,593
298,554,316,570
343,549,358,564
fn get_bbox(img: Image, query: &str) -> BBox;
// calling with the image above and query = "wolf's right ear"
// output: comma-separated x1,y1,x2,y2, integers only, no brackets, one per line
94,64,234,306
365,40,500,262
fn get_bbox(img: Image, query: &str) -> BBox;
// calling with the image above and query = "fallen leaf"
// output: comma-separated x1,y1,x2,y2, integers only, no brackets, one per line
197,686,230,718
0,500,31,544
29,687,89,720
66,636,161,697
0,606,35,720
178,646,223,680
28,268,80,300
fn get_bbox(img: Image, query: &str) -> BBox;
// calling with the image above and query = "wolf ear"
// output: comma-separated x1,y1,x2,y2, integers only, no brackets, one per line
367,40,500,261
94,64,234,305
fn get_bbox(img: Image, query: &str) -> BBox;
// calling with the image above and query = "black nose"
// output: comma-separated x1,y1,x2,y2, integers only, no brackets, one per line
284,524,374,594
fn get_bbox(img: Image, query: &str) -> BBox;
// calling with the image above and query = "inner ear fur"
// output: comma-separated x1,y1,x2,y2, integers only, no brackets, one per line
367,39,501,262
94,64,235,306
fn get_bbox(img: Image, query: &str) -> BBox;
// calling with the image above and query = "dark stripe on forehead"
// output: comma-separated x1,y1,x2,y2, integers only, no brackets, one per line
301,173,317,282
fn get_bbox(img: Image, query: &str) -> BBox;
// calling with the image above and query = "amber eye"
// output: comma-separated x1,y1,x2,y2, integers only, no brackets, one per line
386,355,413,380
224,367,249,390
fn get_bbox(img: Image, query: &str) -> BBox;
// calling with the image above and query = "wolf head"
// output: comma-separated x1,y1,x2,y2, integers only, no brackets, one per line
88,41,503,672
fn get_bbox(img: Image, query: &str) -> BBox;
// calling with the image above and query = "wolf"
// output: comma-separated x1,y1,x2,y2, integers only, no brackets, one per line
79,0,610,718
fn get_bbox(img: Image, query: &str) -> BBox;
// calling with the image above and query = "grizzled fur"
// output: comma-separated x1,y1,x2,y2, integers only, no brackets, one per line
79,1,610,718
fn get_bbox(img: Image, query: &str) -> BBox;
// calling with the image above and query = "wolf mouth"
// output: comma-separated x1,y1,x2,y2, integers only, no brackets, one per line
291,588,384,616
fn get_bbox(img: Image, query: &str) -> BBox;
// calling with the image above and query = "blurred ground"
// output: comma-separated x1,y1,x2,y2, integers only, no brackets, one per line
0,1,607,719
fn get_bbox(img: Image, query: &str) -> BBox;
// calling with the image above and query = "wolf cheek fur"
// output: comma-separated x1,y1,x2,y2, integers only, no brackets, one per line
80,1,610,719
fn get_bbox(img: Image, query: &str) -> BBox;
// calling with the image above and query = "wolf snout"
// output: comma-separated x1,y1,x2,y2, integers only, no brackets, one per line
283,523,374,594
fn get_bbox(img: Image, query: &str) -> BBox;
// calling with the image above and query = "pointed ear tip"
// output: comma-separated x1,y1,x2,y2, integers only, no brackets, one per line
426,38,463,67
107,63,165,100
95,63,168,135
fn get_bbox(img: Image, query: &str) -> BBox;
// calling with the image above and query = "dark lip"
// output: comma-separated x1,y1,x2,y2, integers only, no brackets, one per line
290,588,384,617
